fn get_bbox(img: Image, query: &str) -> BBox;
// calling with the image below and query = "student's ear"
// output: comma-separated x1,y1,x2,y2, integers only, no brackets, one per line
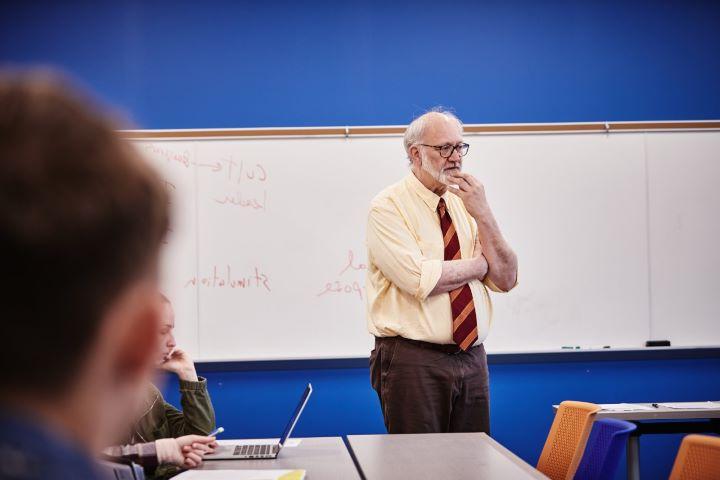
110,285,162,382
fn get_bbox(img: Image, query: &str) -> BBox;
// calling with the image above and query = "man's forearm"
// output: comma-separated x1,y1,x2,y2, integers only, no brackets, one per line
429,256,488,296
475,206,517,291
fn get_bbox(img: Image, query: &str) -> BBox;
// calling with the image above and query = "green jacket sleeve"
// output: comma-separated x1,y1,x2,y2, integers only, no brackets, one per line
164,376,216,437
150,463,181,480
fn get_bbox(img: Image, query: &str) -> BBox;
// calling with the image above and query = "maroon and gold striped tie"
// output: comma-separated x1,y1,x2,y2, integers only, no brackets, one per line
437,198,478,351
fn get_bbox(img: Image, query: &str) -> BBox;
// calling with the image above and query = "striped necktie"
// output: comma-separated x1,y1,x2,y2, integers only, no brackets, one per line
437,197,478,351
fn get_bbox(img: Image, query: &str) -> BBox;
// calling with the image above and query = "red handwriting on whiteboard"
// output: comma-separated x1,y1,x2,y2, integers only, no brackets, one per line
142,144,191,168
317,250,367,301
238,161,267,183
195,161,221,172
214,190,267,211
184,265,271,292
317,280,364,300
208,156,268,184
339,250,367,275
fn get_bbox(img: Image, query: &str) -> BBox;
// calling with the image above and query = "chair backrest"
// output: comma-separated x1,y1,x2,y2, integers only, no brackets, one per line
537,400,601,480
97,459,145,480
574,417,636,480
669,434,720,480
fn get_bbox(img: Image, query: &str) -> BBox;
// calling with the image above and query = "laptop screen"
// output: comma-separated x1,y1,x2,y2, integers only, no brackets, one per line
278,383,313,446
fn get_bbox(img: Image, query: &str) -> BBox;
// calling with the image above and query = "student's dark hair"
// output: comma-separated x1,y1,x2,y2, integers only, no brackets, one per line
0,71,169,397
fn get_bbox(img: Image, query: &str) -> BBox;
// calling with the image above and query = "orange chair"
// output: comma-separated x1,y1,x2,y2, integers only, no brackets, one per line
536,401,601,480
669,434,720,480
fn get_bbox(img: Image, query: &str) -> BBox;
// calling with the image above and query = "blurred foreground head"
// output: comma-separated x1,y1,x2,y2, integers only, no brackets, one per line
0,70,169,451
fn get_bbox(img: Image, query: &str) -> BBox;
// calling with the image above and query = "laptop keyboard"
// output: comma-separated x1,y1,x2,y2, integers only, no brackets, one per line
233,444,277,457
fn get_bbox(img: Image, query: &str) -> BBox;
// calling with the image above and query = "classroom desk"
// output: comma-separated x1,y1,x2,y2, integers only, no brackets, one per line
553,402,720,480
346,433,547,480
199,437,361,480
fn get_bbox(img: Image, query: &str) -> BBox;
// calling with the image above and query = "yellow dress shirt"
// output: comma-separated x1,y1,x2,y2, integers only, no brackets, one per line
366,173,504,345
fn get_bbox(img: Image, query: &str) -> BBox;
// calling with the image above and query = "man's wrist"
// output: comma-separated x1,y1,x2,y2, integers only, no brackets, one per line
474,255,489,279
471,204,491,223
472,256,481,270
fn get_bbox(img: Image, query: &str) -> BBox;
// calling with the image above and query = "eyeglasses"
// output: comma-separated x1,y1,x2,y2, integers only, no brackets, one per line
419,142,470,158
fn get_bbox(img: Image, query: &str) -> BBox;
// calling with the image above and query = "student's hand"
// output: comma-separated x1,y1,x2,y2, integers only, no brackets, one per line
155,435,216,468
160,347,198,382
177,435,217,468
446,171,489,221
176,434,218,453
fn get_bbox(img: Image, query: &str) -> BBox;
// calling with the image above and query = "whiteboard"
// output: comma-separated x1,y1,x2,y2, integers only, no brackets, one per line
645,132,720,347
133,130,720,360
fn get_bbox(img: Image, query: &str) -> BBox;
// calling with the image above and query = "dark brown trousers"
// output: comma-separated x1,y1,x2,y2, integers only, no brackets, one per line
370,336,490,434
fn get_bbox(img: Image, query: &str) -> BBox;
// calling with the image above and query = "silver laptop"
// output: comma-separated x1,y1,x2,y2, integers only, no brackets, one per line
206,383,312,460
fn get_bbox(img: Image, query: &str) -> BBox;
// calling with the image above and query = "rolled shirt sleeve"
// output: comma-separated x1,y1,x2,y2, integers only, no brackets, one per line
367,204,443,301
483,276,517,293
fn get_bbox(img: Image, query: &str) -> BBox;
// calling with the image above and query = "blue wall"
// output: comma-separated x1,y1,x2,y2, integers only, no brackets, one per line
2,0,719,128
4,2,720,479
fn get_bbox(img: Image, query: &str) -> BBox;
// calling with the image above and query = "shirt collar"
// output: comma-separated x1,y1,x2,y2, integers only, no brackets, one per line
405,172,448,212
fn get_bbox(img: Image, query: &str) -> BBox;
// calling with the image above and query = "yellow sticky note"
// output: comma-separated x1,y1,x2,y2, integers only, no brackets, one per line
278,470,305,480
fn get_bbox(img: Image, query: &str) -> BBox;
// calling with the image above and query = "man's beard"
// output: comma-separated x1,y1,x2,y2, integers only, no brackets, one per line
420,150,460,185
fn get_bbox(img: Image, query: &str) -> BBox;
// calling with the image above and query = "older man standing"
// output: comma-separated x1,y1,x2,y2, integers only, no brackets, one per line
366,109,517,434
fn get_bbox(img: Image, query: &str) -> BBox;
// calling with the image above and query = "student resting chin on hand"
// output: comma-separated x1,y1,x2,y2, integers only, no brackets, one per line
124,294,217,480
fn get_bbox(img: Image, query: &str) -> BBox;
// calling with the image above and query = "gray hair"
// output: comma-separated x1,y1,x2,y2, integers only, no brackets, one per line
403,107,463,157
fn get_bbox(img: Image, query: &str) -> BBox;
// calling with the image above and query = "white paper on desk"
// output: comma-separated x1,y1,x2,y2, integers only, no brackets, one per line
599,403,657,412
215,438,302,448
658,402,720,409
175,469,306,480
